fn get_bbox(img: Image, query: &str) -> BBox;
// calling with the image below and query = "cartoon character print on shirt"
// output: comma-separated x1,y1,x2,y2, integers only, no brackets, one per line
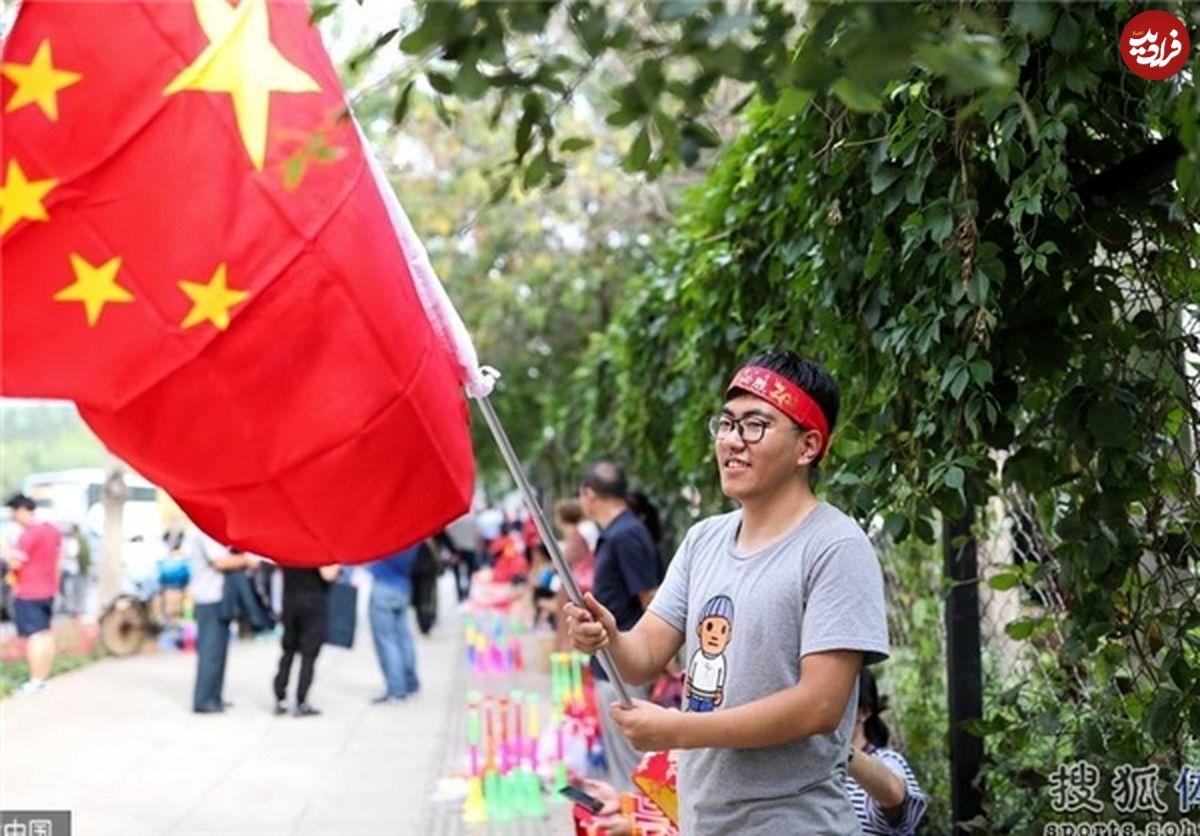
684,594,734,713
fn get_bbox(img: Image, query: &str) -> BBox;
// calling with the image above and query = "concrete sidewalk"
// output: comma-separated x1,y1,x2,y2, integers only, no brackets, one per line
0,576,572,836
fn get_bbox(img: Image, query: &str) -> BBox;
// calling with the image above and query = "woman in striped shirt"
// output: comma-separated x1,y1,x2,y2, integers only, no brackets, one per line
845,669,928,835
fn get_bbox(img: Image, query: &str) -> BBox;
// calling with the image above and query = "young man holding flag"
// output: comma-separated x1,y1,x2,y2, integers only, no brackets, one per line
565,350,890,835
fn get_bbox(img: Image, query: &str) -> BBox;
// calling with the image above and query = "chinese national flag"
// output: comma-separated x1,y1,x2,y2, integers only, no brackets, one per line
1,0,482,565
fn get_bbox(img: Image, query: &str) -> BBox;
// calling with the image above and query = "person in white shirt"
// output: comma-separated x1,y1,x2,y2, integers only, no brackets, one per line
187,528,249,714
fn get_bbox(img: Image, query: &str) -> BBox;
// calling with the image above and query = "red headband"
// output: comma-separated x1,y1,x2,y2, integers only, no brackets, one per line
726,365,831,456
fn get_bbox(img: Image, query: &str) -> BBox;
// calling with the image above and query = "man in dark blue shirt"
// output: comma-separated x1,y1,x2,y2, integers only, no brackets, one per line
579,460,660,789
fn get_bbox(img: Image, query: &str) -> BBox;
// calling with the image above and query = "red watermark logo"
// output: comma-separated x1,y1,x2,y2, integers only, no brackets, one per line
1120,10,1190,80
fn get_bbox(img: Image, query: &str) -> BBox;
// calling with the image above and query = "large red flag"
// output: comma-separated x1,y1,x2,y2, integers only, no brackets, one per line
1,0,487,565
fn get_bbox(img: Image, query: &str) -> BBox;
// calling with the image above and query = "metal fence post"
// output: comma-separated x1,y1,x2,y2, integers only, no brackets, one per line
945,509,984,832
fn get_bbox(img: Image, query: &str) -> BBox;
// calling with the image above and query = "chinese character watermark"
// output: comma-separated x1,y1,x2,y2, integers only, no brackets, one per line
1050,761,1105,815
0,813,69,836
1177,765,1200,816
1112,764,1169,816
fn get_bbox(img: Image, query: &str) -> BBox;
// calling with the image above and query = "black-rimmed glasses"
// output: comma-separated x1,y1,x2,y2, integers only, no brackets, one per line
707,414,774,444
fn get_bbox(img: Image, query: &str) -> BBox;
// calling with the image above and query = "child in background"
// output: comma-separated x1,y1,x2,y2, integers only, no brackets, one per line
845,668,927,835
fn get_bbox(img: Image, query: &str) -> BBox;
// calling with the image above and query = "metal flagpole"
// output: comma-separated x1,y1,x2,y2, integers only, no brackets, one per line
472,391,634,709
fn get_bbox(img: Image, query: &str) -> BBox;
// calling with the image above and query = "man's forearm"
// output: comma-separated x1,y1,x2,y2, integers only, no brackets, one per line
672,681,845,750
608,629,666,686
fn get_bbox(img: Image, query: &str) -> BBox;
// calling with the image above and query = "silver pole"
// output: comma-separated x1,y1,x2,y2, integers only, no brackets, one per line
472,391,634,708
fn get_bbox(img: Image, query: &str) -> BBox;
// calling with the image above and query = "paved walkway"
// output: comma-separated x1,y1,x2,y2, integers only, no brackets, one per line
0,576,572,835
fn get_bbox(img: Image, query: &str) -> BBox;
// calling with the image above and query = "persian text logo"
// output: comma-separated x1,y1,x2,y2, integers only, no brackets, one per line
1120,10,1191,80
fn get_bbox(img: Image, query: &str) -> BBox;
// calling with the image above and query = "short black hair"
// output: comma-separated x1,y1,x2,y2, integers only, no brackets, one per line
627,491,663,543
728,350,839,463
858,667,891,748
5,493,36,512
581,460,627,500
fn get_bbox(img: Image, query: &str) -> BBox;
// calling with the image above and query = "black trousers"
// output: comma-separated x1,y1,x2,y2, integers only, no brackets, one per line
412,571,438,635
451,548,477,601
273,592,327,704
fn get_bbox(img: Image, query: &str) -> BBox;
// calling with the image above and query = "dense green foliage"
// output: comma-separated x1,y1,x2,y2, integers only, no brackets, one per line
318,0,797,186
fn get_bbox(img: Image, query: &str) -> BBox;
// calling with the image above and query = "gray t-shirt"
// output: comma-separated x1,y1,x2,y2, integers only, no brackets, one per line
186,529,227,605
647,502,890,836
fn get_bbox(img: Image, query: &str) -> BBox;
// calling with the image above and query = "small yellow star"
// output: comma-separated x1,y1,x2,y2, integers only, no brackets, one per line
2,40,83,120
179,264,250,330
0,158,58,236
53,254,135,327
164,0,320,170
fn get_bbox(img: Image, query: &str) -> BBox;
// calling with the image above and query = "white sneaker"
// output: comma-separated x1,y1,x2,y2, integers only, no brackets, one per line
15,679,47,695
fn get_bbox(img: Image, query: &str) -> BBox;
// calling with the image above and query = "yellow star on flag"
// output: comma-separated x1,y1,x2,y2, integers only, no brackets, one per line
179,264,250,330
2,39,83,120
54,254,135,326
164,0,320,170
0,159,58,236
